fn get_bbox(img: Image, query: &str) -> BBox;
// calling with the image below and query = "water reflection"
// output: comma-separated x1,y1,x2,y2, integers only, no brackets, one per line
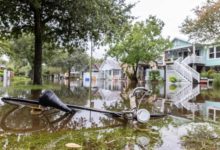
0,105,73,133
0,80,128,133
1,79,220,149
0,104,123,133
1,79,220,133
164,80,220,122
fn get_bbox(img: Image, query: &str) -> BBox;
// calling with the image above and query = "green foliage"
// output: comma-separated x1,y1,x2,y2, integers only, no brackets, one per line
149,70,161,81
0,0,133,84
16,64,32,76
213,74,220,89
182,124,220,150
169,76,177,83
108,16,171,80
169,84,177,91
201,70,218,79
43,66,62,76
11,76,31,82
0,40,11,55
45,49,89,74
200,88,220,99
0,115,174,150
9,34,34,65
181,1,220,42
0,0,133,45
201,71,208,78
0,70,3,77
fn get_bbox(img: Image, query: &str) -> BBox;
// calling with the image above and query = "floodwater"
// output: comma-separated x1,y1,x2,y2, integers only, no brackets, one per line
0,79,220,149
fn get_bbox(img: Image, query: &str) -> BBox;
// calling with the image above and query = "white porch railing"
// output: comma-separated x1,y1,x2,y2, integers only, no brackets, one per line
182,54,204,65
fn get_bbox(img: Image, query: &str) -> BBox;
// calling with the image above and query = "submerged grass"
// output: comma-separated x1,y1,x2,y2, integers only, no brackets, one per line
0,114,174,150
181,124,220,150
0,123,162,150
213,74,220,89
9,84,60,90
8,76,61,90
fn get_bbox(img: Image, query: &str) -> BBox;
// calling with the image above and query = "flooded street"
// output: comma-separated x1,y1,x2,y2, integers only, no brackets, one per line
0,79,220,149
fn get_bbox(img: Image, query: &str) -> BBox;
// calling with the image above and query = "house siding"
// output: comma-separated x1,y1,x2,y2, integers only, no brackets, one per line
99,59,122,80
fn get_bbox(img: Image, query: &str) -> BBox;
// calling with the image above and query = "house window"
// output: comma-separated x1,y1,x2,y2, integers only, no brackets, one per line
216,46,220,58
209,47,214,59
178,52,182,57
195,50,200,56
113,70,120,75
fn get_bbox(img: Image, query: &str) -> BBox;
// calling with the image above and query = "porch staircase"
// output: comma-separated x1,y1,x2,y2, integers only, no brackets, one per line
171,84,201,112
167,56,200,83
167,55,201,112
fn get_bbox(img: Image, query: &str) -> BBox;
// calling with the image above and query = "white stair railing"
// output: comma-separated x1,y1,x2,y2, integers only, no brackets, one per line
171,83,192,103
182,55,191,65
170,57,200,83
173,84,200,111
173,58,192,82
181,54,200,82
182,63,200,82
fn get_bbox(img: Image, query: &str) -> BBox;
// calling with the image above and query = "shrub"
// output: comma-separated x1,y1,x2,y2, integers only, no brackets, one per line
0,70,3,77
149,70,161,81
207,69,216,78
213,74,220,88
169,76,177,83
169,84,177,91
200,71,208,78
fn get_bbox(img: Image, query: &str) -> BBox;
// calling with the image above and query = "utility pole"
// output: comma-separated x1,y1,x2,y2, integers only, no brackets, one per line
90,38,93,90
89,37,93,121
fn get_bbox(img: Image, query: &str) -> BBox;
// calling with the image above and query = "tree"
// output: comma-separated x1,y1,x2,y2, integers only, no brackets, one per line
0,0,133,84
8,34,56,77
9,34,34,73
0,40,11,55
181,0,220,42
46,49,89,78
108,16,171,81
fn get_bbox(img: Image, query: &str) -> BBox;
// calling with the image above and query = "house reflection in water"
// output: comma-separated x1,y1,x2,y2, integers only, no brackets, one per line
203,101,220,122
164,81,220,122
88,80,124,110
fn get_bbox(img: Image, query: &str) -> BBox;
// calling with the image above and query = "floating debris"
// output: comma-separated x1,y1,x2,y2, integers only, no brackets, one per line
65,143,82,149
30,106,43,115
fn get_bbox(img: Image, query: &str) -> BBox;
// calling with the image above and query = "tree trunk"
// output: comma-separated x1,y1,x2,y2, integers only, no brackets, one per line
68,67,71,80
33,8,42,85
131,64,138,82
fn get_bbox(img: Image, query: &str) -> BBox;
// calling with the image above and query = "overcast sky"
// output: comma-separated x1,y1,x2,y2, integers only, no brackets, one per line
93,0,207,58
127,0,206,39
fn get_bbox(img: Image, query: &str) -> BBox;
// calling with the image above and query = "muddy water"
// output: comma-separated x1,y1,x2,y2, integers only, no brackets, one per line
0,79,219,149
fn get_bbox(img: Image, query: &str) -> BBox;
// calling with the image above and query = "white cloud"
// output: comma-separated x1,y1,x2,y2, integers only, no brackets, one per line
127,0,207,40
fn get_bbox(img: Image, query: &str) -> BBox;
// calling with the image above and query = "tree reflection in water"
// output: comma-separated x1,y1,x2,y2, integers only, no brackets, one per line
0,102,125,134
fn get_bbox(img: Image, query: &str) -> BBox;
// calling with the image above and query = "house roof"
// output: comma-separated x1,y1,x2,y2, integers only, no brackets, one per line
168,38,192,50
82,64,100,72
99,59,121,70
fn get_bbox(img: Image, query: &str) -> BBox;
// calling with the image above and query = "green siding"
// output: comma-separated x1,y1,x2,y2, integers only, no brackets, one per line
166,38,220,67
205,58,220,66
203,46,220,66
172,38,192,49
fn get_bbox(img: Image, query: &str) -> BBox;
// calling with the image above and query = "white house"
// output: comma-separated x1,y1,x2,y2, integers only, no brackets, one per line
82,64,100,87
99,59,122,80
